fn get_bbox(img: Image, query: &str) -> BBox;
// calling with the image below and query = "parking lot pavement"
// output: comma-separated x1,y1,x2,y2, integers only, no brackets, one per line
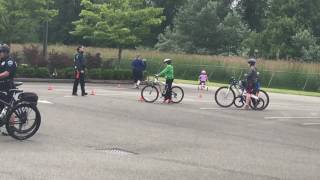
0,82,319,180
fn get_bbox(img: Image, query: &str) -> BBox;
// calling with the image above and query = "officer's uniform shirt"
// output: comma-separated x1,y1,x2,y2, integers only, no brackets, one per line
74,52,85,71
0,56,17,91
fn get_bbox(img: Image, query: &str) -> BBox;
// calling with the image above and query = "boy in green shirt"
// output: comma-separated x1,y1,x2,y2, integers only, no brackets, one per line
157,59,174,103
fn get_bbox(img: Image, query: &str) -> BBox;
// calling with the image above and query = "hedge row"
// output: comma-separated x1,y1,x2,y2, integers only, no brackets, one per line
135,60,320,92
16,67,133,80
14,63,320,91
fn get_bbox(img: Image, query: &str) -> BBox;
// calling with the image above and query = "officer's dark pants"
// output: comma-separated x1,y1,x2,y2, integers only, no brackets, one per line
0,82,13,111
73,73,86,95
165,79,174,100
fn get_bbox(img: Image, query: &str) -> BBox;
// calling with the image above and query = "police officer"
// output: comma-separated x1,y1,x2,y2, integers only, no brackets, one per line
72,46,88,96
0,44,17,136
0,44,16,96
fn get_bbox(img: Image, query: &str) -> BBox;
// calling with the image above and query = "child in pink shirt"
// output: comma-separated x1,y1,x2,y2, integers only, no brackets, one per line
199,70,208,85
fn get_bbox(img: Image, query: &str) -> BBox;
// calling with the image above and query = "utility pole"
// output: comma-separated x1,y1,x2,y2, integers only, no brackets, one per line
43,1,49,62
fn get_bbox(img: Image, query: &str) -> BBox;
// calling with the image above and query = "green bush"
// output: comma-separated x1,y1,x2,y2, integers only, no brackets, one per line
33,68,50,78
17,67,35,78
100,69,114,80
271,72,307,90
87,69,102,79
14,62,320,92
305,74,320,91
56,68,74,79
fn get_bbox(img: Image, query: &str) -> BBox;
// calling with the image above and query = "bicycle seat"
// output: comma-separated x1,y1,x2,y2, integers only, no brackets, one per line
14,82,23,87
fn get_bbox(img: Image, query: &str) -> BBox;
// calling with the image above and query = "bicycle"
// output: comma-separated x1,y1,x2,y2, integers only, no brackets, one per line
215,77,269,110
0,82,41,140
141,76,184,103
233,81,266,110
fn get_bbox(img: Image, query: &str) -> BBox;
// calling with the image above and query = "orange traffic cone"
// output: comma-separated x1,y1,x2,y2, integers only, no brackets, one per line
48,85,53,91
91,89,96,96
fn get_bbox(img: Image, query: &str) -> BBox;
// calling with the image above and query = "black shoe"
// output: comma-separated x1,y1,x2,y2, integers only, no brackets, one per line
72,93,78,96
82,93,88,96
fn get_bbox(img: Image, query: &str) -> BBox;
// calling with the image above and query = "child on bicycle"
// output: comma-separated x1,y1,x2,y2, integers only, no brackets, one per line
245,58,258,110
199,70,208,86
156,58,174,103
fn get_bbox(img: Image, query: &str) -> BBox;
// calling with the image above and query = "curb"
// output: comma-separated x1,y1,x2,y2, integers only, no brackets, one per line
15,78,133,85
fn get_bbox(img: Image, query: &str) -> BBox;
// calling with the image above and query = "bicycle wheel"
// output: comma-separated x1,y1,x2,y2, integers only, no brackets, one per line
258,90,270,110
250,97,265,110
215,87,235,108
171,86,184,103
6,103,41,140
141,85,159,103
234,96,245,108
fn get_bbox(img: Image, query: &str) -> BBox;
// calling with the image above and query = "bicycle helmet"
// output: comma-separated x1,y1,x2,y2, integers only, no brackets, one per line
201,70,207,74
163,58,172,64
0,44,10,53
248,58,256,65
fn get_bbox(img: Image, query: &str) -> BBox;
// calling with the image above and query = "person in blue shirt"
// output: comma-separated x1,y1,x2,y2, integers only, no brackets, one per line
131,55,147,89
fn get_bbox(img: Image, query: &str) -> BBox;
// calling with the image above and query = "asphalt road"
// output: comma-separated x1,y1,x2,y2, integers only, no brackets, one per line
0,82,319,180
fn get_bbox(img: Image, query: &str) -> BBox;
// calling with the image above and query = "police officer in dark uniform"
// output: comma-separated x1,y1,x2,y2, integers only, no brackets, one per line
0,44,16,99
0,44,17,136
72,46,88,96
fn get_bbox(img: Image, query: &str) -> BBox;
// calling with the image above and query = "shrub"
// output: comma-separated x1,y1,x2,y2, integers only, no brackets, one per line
16,67,50,78
101,58,116,69
56,67,74,79
33,68,50,78
100,69,113,80
23,45,47,67
16,66,35,78
87,69,102,79
86,53,102,69
49,50,74,69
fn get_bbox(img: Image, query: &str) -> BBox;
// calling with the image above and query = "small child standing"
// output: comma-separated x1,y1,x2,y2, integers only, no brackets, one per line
199,70,208,85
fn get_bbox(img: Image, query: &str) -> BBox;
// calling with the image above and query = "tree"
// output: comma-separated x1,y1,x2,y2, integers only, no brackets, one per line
144,0,185,45
292,29,320,61
242,0,320,60
236,0,269,32
71,0,164,65
49,0,82,44
0,0,58,43
156,0,248,55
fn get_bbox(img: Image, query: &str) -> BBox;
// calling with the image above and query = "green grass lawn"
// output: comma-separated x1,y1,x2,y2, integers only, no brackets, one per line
174,79,320,97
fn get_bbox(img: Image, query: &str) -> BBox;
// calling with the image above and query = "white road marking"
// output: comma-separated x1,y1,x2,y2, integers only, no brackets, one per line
265,117,320,120
96,93,123,96
184,98,212,103
64,96,75,98
200,108,230,110
38,100,54,104
302,123,320,126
